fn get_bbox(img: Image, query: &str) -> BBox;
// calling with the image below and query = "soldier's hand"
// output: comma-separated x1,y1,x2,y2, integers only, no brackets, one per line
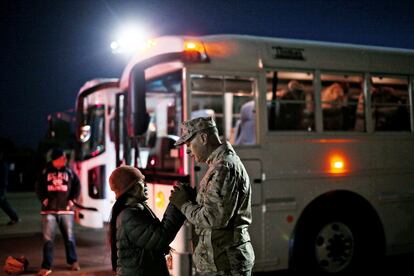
181,183,196,202
170,184,190,210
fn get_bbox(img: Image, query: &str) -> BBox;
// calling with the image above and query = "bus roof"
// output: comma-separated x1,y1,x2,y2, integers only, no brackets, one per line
210,34,414,53
120,35,414,89
78,78,119,97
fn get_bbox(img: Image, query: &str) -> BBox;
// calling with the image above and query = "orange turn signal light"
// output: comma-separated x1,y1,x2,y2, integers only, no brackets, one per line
329,154,347,174
184,40,207,55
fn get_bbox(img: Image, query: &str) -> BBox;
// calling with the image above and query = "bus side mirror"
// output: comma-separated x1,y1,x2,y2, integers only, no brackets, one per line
127,68,150,136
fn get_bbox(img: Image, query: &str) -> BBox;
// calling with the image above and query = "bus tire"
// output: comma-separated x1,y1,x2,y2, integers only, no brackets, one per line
289,197,384,275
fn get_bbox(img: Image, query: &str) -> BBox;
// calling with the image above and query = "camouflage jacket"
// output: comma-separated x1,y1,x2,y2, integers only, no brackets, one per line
181,142,255,272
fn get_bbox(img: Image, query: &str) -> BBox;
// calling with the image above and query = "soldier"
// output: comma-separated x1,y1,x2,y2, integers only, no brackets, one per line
170,116,255,276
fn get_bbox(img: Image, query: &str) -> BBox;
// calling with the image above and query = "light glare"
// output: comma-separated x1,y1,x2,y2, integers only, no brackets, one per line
333,161,344,169
111,24,149,54
329,154,347,174
110,41,119,50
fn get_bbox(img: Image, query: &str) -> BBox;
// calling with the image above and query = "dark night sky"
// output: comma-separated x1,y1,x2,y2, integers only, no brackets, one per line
2,0,414,149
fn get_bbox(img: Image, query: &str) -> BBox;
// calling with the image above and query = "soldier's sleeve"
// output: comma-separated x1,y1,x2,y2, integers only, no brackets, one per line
181,163,239,229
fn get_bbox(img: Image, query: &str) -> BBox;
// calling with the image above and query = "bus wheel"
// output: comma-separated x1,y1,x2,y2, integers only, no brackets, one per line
314,221,354,273
290,205,383,275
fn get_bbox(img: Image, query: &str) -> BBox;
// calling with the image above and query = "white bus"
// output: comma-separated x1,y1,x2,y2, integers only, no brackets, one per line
74,78,123,228
119,35,414,274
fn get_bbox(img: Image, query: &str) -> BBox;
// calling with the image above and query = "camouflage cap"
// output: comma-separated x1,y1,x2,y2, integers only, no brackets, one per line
174,116,217,146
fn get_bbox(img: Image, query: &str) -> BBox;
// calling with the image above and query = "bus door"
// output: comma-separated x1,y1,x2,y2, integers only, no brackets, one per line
188,71,258,173
188,71,264,259
114,92,131,167
242,159,264,264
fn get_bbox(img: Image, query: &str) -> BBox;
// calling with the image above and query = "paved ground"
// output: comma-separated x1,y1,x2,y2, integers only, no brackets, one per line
0,192,41,237
0,192,112,275
1,193,413,276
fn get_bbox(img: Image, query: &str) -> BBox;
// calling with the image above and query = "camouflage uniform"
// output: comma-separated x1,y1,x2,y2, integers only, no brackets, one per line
181,140,255,275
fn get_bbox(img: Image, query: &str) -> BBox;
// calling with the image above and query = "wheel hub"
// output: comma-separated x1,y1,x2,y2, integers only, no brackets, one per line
315,221,354,273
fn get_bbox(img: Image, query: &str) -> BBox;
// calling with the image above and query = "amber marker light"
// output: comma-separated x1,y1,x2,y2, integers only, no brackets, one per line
329,154,347,174
184,41,201,51
185,41,197,50
183,40,209,62
184,40,207,54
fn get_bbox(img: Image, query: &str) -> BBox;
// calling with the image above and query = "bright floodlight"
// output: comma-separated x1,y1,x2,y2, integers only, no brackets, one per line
110,41,119,50
111,24,149,54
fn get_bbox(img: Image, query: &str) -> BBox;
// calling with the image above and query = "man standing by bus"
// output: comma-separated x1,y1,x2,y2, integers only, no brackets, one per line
170,117,255,276
36,148,81,276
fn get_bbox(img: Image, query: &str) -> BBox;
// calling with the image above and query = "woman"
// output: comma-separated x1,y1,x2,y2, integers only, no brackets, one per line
109,166,185,276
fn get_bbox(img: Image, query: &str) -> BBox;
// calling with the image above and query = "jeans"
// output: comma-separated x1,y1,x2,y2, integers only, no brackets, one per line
41,214,78,269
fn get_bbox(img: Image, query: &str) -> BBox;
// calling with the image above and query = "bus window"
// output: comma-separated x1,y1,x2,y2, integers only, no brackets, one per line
190,74,256,144
136,70,184,173
267,70,315,131
191,75,224,136
370,76,410,131
320,73,364,131
77,104,105,160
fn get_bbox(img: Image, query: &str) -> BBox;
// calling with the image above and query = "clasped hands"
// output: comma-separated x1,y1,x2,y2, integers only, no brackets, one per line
169,182,196,210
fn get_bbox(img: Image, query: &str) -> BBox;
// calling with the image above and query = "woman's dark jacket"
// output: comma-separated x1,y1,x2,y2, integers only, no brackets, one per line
111,193,185,276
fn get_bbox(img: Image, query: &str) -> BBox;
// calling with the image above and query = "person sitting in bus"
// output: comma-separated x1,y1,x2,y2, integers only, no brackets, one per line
371,86,410,131
276,80,305,130
108,166,186,276
321,82,347,109
235,100,256,145
321,82,348,130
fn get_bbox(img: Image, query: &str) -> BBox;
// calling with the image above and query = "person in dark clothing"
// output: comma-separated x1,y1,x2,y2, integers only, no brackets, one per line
0,150,20,225
35,148,81,276
109,165,185,276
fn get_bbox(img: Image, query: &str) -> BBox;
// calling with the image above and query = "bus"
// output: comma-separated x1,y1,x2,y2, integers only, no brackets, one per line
74,78,122,228
118,35,414,274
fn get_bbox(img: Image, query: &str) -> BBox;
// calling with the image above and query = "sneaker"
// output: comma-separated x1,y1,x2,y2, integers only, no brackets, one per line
6,219,21,226
37,268,52,276
70,261,80,271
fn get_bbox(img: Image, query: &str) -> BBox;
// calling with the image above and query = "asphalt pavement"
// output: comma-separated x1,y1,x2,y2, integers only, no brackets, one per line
1,193,413,276
0,192,112,275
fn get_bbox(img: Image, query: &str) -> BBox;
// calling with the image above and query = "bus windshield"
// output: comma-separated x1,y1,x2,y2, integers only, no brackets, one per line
135,70,184,174
76,104,105,160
